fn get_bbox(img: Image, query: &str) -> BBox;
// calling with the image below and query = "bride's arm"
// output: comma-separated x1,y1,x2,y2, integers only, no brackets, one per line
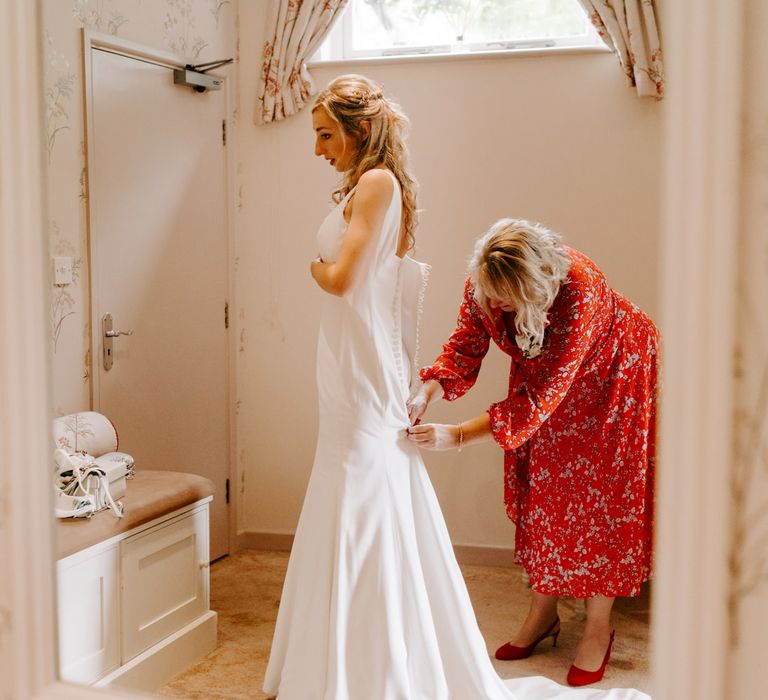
311,169,393,296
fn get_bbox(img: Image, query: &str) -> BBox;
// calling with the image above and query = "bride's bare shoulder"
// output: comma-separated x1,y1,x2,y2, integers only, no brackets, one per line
356,168,395,200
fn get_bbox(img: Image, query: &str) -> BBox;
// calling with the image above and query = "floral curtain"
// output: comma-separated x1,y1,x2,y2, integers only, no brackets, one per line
256,0,349,125
577,1,664,99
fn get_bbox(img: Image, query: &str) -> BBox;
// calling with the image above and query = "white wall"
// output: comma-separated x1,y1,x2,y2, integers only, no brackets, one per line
235,2,662,549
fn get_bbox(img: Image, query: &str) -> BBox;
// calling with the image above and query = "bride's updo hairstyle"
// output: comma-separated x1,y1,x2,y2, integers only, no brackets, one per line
469,219,572,356
313,74,418,251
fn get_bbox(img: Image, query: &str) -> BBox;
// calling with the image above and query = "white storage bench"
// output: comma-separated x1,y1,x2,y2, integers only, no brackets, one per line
56,470,218,692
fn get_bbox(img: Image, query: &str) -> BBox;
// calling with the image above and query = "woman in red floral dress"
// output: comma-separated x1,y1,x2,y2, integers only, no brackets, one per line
407,218,658,687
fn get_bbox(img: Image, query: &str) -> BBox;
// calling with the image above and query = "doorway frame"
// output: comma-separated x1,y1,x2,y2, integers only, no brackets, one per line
0,0,744,698
649,0,743,698
81,28,239,561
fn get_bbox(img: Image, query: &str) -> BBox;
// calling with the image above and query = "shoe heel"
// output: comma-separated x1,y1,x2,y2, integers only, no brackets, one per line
494,616,561,661
567,629,615,687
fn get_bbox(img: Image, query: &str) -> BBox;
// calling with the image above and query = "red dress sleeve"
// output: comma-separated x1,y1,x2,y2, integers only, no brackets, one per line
488,275,601,450
420,279,490,401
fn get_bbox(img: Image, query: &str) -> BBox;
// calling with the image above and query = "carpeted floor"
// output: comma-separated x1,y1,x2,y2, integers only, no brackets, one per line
158,550,652,699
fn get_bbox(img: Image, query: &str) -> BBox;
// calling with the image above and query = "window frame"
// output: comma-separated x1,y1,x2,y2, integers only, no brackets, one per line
314,0,606,63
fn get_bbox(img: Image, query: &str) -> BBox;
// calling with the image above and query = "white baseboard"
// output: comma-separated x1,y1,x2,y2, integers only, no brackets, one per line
236,530,517,568
95,611,218,693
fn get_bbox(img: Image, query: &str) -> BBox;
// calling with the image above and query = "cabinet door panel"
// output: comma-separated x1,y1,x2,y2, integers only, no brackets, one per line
121,509,209,660
58,545,120,684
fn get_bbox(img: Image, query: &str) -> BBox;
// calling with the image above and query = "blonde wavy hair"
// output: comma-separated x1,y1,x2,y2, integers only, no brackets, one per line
312,74,419,251
469,219,572,355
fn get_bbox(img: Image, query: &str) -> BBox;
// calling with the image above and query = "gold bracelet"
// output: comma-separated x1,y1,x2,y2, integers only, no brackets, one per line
458,422,464,452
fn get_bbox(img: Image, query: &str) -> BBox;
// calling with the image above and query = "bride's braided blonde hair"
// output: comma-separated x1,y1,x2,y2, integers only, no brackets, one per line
313,74,419,251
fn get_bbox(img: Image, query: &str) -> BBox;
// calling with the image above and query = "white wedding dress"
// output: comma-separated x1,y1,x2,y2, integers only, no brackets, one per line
263,171,650,700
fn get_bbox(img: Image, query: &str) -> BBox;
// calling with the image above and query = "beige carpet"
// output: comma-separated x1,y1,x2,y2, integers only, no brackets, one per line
159,550,651,699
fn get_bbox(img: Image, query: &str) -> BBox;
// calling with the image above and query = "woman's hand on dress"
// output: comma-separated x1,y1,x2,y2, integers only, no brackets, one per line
406,423,458,451
406,379,444,425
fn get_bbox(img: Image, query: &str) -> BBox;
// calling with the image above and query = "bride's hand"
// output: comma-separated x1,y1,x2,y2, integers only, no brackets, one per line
406,379,444,425
406,423,458,451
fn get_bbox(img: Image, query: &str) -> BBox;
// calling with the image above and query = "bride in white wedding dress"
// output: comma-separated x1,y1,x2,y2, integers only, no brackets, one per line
262,74,650,700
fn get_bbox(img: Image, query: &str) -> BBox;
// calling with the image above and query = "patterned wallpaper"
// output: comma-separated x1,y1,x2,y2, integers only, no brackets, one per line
42,0,237,415
730,1,768,696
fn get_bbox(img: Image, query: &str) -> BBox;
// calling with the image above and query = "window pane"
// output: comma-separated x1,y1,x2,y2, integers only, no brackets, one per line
350,0,454,50
351,0,590,51
467,0,589,42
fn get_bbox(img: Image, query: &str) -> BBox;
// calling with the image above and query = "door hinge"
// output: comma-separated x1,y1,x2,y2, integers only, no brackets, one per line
222,119,226,146
225,478,230,504
224,301,229,329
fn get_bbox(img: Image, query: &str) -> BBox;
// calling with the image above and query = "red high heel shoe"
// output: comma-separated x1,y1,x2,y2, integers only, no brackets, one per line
494,616,561,661
567,630,615,686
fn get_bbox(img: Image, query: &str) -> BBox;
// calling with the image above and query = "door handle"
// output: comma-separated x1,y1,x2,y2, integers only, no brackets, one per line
102,313,133,371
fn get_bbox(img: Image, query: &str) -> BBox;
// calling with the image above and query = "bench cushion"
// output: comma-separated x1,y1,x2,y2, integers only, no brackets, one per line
57,470,215,559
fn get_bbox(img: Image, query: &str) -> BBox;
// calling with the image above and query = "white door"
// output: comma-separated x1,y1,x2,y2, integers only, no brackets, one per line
86,43,230,560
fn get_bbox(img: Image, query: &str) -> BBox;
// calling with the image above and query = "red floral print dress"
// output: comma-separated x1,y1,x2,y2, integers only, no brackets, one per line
421,248,658,598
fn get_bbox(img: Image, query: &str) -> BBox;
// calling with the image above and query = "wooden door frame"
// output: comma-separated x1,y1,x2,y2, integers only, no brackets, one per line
0,0,746,698
81,29,238,560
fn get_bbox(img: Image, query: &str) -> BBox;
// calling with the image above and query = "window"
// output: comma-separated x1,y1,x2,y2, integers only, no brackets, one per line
315,0,602,61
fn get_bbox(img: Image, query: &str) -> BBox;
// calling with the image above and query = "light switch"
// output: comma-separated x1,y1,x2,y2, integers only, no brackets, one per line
53,256,73,286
